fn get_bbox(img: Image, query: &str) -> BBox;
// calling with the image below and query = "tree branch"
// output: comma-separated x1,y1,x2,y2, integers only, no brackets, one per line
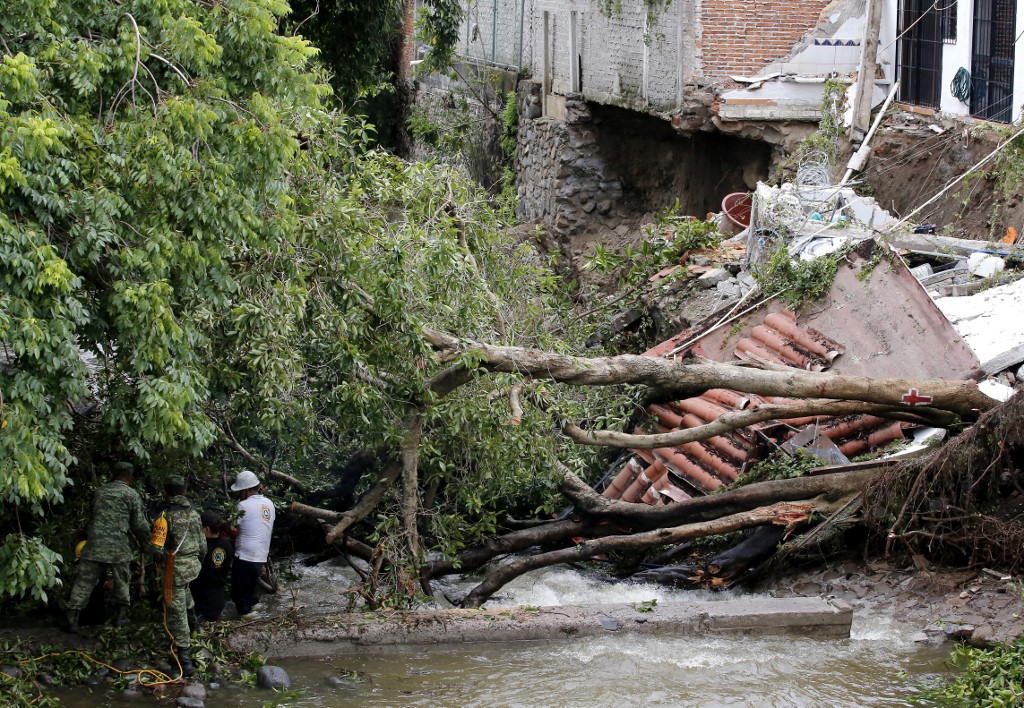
461,496,847,607
216,424,305,490
561,400,955,449
421,330,995,417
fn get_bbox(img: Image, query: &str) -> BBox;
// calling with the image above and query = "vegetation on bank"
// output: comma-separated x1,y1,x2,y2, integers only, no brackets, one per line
0,622,269,706
0,0,627,611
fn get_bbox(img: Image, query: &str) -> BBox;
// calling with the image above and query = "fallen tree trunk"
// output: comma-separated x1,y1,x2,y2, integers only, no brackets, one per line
632,525,787,589
560,464,882,528
461,496,849,607
423,330,996,417
420,518,614,581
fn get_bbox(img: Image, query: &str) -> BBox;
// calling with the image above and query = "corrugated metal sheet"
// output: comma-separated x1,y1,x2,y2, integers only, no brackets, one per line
602,241,977,503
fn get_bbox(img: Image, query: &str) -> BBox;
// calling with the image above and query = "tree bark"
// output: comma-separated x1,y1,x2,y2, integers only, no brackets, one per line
401,410,425,561
562,399,953,449
423,330,995,417
560,464,881,528
461,496,848,607
420,518,612,580
325,458,403,545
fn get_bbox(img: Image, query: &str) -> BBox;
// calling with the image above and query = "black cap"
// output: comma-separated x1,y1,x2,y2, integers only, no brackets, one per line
200,510,223,529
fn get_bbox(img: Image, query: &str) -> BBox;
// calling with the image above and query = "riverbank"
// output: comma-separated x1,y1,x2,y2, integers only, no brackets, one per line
769,558,1024,648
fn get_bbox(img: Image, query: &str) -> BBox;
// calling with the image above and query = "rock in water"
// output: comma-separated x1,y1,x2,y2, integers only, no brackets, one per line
257,665,291,690
182,682,207,700
175,697,205,708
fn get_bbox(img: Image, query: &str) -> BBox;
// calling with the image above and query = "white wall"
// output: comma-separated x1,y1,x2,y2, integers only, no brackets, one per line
881,0,1023,123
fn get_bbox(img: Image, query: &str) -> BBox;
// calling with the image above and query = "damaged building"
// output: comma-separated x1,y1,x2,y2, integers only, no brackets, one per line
410,0,1024,241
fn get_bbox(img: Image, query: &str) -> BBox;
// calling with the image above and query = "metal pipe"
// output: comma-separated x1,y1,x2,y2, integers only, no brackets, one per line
841,79,899,185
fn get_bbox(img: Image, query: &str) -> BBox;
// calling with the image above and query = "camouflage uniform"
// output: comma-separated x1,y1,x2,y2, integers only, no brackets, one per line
67,480,150,612
157,494,205,654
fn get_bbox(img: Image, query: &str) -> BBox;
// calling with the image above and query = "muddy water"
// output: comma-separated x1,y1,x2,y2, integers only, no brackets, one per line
56,563,954,707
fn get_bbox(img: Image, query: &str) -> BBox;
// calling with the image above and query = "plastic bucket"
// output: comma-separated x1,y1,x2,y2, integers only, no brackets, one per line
722,192,753,231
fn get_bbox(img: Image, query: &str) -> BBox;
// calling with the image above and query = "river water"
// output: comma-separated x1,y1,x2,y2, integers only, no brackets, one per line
55,562,954,707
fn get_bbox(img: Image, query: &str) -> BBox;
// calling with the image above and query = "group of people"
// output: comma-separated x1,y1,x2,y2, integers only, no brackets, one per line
63,464,276,676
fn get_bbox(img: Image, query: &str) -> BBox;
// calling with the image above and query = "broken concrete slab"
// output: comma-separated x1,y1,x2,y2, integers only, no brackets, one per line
936,276,1024,374
967,252,1005,278
698,267,730,289
891,232,1022,260
226,597,853,657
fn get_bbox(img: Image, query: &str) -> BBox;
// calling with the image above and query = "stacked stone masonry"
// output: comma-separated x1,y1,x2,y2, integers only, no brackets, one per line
515,80,622,235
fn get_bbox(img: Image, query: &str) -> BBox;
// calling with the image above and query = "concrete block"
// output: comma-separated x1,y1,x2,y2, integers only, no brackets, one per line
698,267,730,289
967,253,1005,278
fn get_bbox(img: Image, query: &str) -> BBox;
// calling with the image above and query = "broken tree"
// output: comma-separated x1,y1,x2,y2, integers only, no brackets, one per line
293,329,1008,607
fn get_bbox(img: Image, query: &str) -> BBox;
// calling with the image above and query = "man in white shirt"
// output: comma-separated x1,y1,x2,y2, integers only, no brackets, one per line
229,470,276,616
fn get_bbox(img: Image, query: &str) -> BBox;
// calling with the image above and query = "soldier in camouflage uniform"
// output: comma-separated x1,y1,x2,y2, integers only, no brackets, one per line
152,475,205,677
64,462,150,633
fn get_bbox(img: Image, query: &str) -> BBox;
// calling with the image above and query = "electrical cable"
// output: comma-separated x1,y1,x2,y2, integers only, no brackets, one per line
950,67,971,103
16,599,187,687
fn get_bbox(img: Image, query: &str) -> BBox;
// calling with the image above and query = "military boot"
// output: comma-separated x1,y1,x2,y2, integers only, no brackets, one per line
113,606,130,627
63,609,80,634
175,649,195,678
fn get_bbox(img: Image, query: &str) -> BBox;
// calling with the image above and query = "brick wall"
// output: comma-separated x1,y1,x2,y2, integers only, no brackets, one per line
698,0,830,78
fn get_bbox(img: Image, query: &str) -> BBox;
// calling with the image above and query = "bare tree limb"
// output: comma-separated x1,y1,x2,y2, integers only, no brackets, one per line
559,462,882,528
216,424,305,490
289,501,343,522
461,495,849,607
421,329,995,417
324,457,402,545
509,383,524,426
561,400,955,449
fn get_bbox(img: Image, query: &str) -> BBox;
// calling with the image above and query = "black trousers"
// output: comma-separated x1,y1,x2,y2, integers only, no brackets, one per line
231,559,263,616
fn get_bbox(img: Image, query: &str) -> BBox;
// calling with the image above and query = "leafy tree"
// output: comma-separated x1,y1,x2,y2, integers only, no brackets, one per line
0,0,606,605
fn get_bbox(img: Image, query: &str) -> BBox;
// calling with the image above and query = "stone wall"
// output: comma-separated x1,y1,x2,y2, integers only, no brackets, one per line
515,81,623,235
515,79,772,237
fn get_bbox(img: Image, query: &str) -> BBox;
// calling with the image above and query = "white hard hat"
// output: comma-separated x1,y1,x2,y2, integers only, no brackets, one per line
230,469,261,492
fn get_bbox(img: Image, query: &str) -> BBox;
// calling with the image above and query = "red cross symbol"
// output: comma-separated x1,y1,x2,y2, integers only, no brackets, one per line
901,388,933,406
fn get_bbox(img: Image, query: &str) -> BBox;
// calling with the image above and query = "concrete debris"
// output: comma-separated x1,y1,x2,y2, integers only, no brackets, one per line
716,278,742,297
746,182,892,266
966,252,1005,278
978,379,1015,402
935,276,1024,375
697,267,731,289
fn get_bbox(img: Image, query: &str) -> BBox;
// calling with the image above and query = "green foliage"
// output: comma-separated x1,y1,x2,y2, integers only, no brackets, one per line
415,0,464,75
990,126,1024,199
284,0,404,105
634,598,658,613
0,0,611,606
921,639,1024,705
733,449,819,488
585,204,719,287
0,535,62,604
752,242,842,309
499,91,519,159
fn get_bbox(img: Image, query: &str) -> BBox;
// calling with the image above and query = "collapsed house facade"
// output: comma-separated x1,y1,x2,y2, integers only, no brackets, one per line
409,0,1024,238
